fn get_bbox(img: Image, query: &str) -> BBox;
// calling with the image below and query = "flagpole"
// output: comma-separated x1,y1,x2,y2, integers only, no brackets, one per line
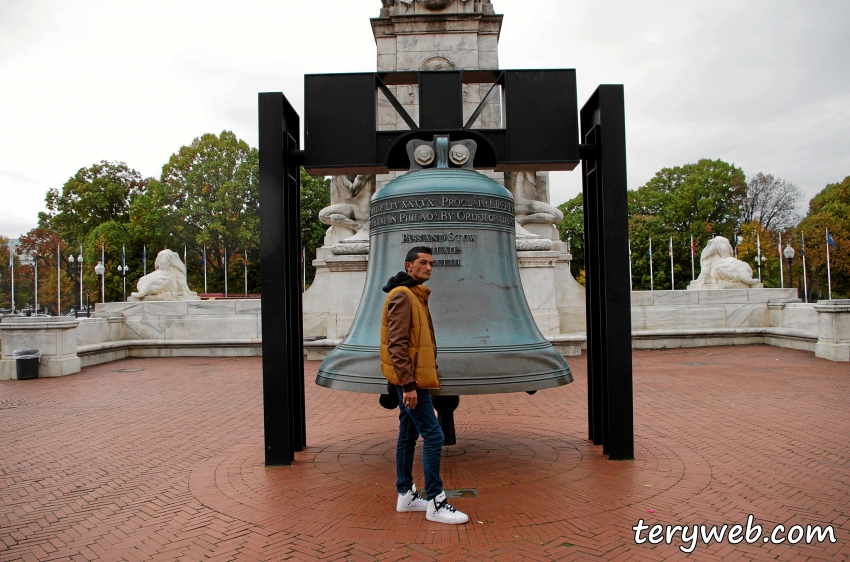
57,244,61,314
224,248,228,297
122,245,126,302
756,234,762,282
778,233,784,288
9,248,13,314
79,245,83,314
628,238,633,291
649,237,654,292
244,251,248,296
143,245,147,276
669,236,674,290
34,251,38,313
184,245,187,284
801,233,808,303
203,246,207,294
826,228,833,300
690,235,695,281
101,246,105,303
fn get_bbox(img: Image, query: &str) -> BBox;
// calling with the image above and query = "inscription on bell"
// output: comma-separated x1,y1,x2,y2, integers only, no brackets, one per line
401,233,477,243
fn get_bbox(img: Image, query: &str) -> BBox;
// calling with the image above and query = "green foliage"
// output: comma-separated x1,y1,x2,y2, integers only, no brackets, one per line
129,131,258,293
556,193,585,282
300,169,330,287
41,161,147,248
628,159,747,290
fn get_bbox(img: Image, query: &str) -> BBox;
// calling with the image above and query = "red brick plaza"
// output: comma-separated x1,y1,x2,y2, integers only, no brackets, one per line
1,346,848,561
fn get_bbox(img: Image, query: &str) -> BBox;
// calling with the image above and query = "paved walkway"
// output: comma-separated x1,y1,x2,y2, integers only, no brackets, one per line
0,346,848,561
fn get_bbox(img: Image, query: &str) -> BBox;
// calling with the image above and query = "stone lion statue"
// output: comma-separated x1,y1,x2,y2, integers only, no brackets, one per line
129,249,200,301
688,236,761,290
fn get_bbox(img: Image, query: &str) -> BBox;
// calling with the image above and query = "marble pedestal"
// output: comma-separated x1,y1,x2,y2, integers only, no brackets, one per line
0,318,81,380
517,250,586,335
814,299,850,362
302,249,368,339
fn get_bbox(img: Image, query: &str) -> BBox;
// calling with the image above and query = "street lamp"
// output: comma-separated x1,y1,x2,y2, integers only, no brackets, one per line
783,242,795,293
117,263,130,302
67,253,83,315
755,255,766,283
95,261,105,304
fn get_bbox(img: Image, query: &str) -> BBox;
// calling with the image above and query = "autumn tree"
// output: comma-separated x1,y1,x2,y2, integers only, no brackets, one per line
795,175,850,298
16,227,75,313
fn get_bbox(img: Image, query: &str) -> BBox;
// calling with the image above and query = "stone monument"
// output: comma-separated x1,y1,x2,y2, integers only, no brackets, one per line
128,249,200,301
688,236,763,290
302,0,586,339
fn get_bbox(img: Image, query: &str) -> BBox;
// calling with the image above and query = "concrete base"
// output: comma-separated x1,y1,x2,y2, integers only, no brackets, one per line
0,318,82,380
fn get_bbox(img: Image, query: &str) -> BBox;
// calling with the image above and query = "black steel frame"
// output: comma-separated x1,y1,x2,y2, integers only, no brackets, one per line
258,92,306,466
258,76,634,466
580,86,634,460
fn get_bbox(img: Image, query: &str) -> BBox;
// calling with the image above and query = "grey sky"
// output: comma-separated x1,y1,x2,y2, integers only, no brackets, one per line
1,0,848,238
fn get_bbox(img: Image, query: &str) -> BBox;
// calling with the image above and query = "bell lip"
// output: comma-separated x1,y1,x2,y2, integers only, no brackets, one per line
315,369,573,396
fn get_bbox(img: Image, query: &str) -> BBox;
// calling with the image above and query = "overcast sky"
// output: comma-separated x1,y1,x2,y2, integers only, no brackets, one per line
1,0,848,238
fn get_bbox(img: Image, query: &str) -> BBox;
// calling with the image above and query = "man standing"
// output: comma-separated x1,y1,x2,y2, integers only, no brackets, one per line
380,246,468,525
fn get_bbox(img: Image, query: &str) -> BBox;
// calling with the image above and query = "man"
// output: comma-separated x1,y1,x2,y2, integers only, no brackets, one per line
380,246,468,525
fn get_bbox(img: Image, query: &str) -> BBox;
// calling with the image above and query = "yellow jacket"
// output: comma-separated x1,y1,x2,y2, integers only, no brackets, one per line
380,285,440,390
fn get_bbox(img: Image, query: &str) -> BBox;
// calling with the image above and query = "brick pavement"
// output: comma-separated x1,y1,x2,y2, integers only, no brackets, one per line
0,346,848,561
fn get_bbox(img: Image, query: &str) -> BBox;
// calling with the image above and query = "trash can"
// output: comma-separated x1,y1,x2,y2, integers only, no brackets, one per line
13,349,41,380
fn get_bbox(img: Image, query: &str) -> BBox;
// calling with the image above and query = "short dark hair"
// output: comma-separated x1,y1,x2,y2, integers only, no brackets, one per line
405,246,432,265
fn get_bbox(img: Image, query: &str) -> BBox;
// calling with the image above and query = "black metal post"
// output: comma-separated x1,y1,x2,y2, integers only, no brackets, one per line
259,92,306,466
580,85,634,461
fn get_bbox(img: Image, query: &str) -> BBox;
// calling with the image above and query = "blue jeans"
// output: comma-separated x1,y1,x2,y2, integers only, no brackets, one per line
394,386,444,500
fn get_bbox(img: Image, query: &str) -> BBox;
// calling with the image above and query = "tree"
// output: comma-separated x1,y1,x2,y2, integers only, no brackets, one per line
740,172,802,232
556,193,585,283
16,227,75,313
41,161,147,248
795,176,850,298
129,131,258,293
301,169,330,287
628,159,747,290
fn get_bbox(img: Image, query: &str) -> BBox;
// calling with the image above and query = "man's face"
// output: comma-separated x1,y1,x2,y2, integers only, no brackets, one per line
405,253,434,282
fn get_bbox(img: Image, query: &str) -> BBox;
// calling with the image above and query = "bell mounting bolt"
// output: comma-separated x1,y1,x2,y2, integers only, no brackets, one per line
406,136,477,172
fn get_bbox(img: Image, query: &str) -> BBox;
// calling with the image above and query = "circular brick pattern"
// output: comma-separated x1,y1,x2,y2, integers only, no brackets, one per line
190,404,707,545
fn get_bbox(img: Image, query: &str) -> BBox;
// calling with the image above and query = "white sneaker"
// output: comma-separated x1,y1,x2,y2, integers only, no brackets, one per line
426,491,469,524
396,484,428,512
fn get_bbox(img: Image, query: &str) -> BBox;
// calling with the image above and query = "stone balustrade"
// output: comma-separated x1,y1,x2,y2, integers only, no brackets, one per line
1,292,847,379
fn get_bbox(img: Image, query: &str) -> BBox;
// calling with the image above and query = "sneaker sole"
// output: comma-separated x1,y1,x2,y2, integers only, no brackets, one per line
397,505,428,512
425,514,469,524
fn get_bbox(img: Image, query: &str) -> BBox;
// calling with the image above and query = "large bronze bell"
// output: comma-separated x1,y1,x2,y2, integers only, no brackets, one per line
316,136,572,397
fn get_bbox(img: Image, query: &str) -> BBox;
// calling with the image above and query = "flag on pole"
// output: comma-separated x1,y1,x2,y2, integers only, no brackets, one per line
143,245,147,276
826,229,835,300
